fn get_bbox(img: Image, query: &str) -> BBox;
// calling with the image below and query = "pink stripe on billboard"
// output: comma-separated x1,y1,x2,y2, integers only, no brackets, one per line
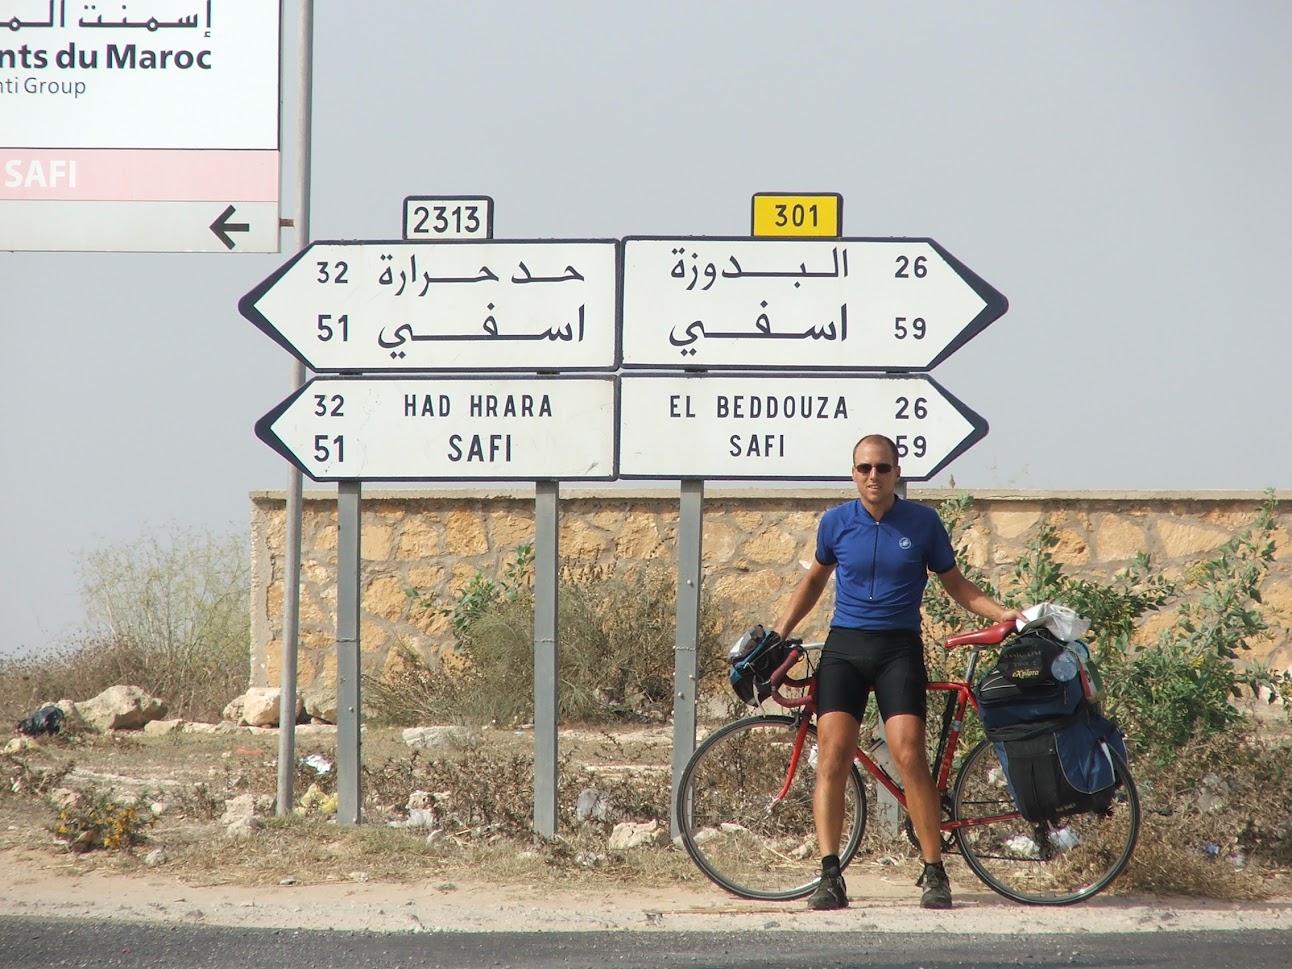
0,150,279,201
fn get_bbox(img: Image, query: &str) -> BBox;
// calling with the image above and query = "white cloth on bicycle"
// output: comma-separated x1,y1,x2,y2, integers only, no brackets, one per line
1016,602,1090,641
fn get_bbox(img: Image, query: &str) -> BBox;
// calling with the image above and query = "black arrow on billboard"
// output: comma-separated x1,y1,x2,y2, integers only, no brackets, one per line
210,205,251,250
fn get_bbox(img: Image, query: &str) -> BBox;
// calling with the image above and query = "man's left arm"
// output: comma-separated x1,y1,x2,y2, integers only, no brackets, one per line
936,566,1022,624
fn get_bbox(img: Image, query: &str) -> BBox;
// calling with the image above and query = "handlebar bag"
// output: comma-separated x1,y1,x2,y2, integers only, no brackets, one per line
728,626,791,707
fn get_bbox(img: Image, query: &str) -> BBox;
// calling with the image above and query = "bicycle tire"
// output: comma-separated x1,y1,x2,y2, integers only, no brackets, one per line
676,715,867,901
952,738,1140,905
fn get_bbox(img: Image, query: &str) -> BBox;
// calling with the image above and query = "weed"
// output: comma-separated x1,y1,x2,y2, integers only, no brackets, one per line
2,752,74,799
49,788,154,853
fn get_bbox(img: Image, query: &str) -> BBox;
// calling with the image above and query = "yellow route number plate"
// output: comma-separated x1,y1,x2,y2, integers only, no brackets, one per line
751,193,842,237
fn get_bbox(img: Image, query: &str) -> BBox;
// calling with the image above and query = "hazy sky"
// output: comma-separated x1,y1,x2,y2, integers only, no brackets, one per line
3,0,1290,655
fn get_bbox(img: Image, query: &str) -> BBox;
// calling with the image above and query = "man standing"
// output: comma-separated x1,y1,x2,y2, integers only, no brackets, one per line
771,434,1020,910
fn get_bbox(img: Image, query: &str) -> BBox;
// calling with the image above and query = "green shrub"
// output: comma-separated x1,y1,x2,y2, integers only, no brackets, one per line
923,491,1287,763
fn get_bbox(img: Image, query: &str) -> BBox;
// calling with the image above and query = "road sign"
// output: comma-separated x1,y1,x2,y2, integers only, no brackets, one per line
240,240,619,372
618,373,985,481
621,237,1007,371
403,196,494,240
256,375,617,482
0,3,280,252
751,193,841,237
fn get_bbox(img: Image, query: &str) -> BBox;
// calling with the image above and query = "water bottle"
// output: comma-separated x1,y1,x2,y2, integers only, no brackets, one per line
1050,646,1080,682
867,739,902,788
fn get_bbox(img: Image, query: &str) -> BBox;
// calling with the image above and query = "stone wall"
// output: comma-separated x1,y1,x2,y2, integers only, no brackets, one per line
249,489,1292,691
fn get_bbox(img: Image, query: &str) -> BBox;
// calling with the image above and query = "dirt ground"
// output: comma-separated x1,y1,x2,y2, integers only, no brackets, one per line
3,724,1290,935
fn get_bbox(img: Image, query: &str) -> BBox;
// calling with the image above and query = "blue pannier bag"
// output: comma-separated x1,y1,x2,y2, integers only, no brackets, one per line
976,630,1127,823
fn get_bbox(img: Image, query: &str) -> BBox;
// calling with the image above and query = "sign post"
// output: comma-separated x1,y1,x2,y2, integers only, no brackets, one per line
243,234,620,831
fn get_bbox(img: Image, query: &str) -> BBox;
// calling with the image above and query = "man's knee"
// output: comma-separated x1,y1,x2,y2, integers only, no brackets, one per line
815,714,860,774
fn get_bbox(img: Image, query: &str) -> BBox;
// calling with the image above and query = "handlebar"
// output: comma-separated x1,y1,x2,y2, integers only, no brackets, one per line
762,621,1022,710
945,619,1018,650
768,639,816,709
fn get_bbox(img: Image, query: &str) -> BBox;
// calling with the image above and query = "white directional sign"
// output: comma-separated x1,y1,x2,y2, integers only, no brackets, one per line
621,237,1007,371
618,373,986,481
256,375,617,482
240,240,619,372
0,1,280,252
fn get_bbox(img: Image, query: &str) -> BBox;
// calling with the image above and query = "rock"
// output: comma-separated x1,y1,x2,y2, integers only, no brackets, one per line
220,793,256,825
50,788,82,811
402,726,473,748
302,689,338,724
226,816,263,839
144,718,185,736
2,737,30,754
75,685,167,732
220,695,245,724
608,820,666,850
144,848,169,866
224,688,302,727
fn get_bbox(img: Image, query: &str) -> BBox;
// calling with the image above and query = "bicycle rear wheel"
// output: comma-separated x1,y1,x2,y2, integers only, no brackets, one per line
952,739,1140,905
676,715,867,901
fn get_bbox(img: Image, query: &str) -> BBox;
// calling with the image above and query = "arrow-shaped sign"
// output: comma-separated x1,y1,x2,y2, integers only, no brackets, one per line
621,237,1007,371
256,374,617,482
209,204,251,250
239,239,619,372
618,372,985,481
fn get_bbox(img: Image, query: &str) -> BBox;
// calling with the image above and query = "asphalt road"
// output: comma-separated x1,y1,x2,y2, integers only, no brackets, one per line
2,919,1288,969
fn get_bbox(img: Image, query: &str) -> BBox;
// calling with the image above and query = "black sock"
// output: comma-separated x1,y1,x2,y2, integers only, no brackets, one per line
924,859,945,871
822,854,841,877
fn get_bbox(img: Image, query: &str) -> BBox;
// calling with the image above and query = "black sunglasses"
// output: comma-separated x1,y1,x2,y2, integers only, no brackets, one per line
854,463,894,475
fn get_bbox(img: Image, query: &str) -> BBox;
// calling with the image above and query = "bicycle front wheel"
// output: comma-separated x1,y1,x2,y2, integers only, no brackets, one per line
676,715,867,901
952,739,1140,905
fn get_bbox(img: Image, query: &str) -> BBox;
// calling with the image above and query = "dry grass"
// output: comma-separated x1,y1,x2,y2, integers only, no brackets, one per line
1,633,248,726
368,561,729,728
3,715,1290,901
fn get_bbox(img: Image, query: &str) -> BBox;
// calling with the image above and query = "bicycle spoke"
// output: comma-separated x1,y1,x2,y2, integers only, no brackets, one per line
676,716,867,901
951,739,1140,905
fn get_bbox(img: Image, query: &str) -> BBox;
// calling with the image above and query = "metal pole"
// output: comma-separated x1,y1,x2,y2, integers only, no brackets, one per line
336,480,362,825
276,0,314,817
533,480,560,837
670,478,704,838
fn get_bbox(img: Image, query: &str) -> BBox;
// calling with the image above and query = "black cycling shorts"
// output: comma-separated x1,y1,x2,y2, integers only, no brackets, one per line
815,627,928,722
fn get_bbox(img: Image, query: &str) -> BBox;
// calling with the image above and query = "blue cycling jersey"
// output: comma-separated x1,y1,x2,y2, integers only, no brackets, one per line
815,497,956,631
